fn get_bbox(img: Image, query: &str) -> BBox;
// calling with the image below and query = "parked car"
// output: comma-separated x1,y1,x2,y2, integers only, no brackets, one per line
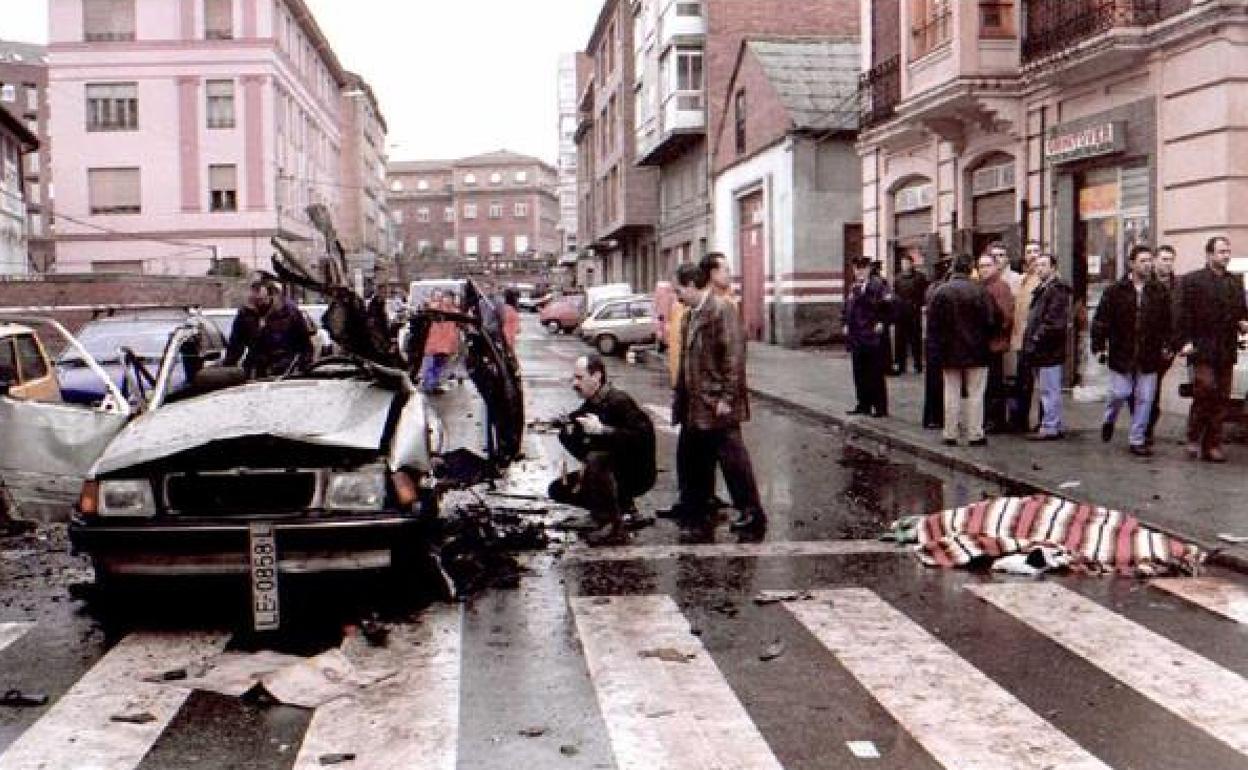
578,295,657,355
539,293,586,334
56,310,227,407
0,322,62,403
584,283,633,318
519,292,552,313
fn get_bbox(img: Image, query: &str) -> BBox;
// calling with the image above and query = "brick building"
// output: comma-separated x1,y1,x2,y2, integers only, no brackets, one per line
575,0,661,290
0,40,52,272
387,150,559,281
338,72,392,290
857,0,1246,403
633,0,859,287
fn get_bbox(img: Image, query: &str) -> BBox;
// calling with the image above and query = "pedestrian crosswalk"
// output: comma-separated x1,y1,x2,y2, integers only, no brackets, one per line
0,573,1243,769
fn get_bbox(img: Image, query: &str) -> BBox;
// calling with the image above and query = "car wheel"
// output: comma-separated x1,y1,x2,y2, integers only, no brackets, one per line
545,320,561,333
596,335,620,356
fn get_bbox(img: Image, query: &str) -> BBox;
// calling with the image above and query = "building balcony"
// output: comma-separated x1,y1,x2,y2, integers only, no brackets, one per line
859,56,900,130
1021,0,1191,64
636,91,705,165
659,0,706,49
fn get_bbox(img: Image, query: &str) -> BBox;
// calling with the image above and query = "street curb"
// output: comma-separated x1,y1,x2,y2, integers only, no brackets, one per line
746,386,1248,576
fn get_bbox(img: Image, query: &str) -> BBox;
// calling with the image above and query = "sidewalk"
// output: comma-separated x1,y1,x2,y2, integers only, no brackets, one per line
676,342,1248,570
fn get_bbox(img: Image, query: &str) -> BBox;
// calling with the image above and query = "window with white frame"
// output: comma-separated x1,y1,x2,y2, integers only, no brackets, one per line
444,206,455,222
83,0,135,41
209,164,237,211
514,170,528,183
514,202,528,217
489,236,504,255
417,207,430,222
488,202,502,219
463,172,476,185
390,179,403,192
417,178,429,190
88,167,141,214
672,46,703,108
463,203,477,219
416,239,432,254
464,235,479,255
24,85,37,112
489,171,502,185
86,83,138,131
443,238,457,253
0,85,14,103
515,235,529,254
392,210,403,224
205,79,234,129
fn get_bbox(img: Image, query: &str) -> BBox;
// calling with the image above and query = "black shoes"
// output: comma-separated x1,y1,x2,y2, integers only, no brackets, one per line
968,438,988,447
1101,422,1114,442
728,510,766,533
583,520,627,547
942,438,957,447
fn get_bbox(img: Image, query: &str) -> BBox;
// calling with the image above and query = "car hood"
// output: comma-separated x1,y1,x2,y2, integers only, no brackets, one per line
91,379,396,476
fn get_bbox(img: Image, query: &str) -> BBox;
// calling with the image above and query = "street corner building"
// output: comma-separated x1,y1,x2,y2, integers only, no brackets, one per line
857,0,1248,406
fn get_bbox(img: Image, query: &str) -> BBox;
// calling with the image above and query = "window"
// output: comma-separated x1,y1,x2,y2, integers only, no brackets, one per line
515,235,530,254
443,238,457,253
464,235,479,255
463,203,477,219
392,210,403,224
416,239,432,254
204,0,233,39
463,172,477,185
598,304,628,321
205,79,234,128
674,47,703,94
24,85,37,112
734,90,746,155
390,179,403,192
88,167,141,214
0,85,13,103
514,202,528,218
676,1,702,15
489,172,502,185
911,0,952,58
489,236,504,255
14,335,48,382
91,260,144,274
84,0,135,41
514,170,528,183
488,202,502,219
979,1,1014,37
86,83,138,131
209,164,237,211
29,213,42,236
417,207,430,222
629,301,654,319
444,206,455,222
417,178,429,190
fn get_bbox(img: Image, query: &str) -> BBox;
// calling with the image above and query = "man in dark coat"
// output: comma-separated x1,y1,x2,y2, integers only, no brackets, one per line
922,257,952,429
927,254,1001,446
892,251,929,375
1022,253,1073,440
1092,245,1173,456
548,354,656,545
843,256,892,417
1145,244,1179,445
1174,235,1248,462
224,273,313,379
977,249,1015,433
671,261,767,535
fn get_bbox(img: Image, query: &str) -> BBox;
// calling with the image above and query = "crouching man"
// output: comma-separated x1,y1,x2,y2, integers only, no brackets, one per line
548,354,656,546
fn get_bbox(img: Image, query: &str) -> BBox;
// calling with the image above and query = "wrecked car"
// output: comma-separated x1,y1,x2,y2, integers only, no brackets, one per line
63,222,524,629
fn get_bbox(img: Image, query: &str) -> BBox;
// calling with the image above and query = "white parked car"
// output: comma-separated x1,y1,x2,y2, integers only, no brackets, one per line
578,295,657,356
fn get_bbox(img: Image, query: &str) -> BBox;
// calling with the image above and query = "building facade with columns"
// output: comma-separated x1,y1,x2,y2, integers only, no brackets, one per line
48,0,350,276
858,0,1248,396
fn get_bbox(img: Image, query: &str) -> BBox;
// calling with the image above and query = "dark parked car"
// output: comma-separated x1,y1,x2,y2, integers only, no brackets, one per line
57,311,226,406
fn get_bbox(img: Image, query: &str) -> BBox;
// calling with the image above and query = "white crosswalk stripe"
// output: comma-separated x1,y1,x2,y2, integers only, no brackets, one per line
293,604,462,770
1150,576,1248,624
0,631,230,770
967,582,1248,756
787,588,1111,769
0,623,33,656
570,594,784,770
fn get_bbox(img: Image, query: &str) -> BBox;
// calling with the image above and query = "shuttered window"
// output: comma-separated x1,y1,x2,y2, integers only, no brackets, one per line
204,0,233,39
88,168,141,215
206,79,234,128
85,83,138,131
209,164,237,211
83,0,136,41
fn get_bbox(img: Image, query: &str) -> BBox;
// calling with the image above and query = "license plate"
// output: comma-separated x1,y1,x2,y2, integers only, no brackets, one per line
249,523,280,631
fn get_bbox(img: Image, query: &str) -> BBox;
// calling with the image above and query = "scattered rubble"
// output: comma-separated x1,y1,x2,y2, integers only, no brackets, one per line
759,640,786,662
752,590,812,605
638,647,696,663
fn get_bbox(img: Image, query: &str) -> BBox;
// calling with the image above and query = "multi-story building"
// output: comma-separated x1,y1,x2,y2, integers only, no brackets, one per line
858,0,1246,398
338,72,390,291
576,0,661,290
388,150,560,281
633,0,859,286
48,0,352,276
0,105,39,275
556,53,579,257
0,41,53,272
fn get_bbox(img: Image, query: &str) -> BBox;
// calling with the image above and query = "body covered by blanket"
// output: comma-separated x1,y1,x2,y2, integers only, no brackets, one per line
915,495,1205,577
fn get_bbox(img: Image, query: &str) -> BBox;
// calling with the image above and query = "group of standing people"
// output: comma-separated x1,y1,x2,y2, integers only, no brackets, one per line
846,235,1248,463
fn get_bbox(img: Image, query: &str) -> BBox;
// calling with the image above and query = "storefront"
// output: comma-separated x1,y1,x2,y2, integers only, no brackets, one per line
891,178,935,273
968,153,1018,259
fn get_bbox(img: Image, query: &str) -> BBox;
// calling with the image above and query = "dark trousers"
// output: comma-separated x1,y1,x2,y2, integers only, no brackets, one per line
1187,363,1234,451
985,352,1006,431
893,310,923,373
1008,359,1035,433
679,424,764,519
922,351,943,428
851,344,889,415
547,451,623,523
1146,357,1174,442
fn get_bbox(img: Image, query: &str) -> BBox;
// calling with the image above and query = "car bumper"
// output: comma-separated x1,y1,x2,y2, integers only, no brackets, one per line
69,515,421,577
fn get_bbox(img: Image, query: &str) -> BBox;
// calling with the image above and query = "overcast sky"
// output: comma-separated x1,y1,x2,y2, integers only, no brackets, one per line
4,0,602,164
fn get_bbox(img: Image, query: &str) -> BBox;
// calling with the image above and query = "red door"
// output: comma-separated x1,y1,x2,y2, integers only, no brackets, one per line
738,191,766,341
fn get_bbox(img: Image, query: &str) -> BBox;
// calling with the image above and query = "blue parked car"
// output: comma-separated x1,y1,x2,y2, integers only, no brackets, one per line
56,311,227,406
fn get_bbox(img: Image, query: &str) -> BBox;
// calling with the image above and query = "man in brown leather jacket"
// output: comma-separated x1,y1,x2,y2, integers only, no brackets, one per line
671,262,767,535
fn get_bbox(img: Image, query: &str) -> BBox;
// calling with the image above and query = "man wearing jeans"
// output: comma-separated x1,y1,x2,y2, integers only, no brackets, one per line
927,254,1001,446
1174,236,1248,462
1022,254,1072,440
1091,245,1172,456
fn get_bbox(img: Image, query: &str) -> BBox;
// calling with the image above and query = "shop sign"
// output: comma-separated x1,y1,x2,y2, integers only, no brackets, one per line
1045,121,1126,164
894,182,934,214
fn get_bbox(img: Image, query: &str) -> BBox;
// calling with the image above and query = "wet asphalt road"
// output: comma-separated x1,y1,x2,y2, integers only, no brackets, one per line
0,314,1243,769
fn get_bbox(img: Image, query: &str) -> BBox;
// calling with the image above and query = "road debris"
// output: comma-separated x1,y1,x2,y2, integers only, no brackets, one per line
318,753,357,765
759,640,786,662
165,649,396,709
847,740,881,759
752,590,813,605
0,689,47,707
518,726,547,738
109,711,156,724
1217,533,1248,545
559,744,580,757
638,647,696,663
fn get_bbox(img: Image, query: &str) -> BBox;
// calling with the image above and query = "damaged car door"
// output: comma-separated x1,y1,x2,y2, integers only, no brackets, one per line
0,318,132,519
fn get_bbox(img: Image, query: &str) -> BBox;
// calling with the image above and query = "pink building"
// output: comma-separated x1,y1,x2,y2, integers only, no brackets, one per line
48,0,350,276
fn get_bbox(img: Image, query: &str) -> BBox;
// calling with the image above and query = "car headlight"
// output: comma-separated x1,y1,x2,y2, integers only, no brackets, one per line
324,471,387,511
98,479,157,517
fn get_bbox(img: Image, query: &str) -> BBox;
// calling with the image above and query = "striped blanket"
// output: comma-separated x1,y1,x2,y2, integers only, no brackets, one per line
915,495,1206,577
